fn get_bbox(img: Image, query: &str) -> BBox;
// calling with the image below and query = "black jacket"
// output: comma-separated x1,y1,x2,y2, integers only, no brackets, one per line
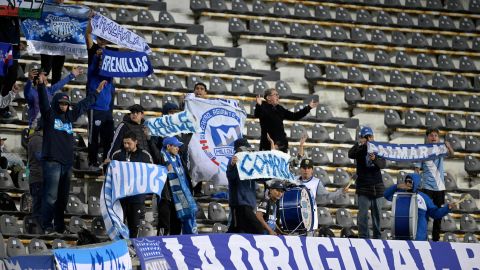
254,102,311,152
39,83,98,165
226,157,257,208
348,143,386,198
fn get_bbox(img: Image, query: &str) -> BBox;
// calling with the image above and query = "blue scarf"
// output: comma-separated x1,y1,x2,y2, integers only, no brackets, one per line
161,149,198,219
99,49,153,78
368,142,448,162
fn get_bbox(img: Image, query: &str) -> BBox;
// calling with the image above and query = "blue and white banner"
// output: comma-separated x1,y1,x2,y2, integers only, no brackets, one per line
0,42,13,76
90,13,151,54
133,234,480,270
236,150,295,182
100,49,153,78
368,142,449,162
146,110,196,137
132,237,171,270
100,160,168,240
2,255,54,270
21,3,89,58
185,95,247,186
54,240,131,270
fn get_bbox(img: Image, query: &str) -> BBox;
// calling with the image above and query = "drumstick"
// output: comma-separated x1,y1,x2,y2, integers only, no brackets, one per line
344,179,354,191
454,194,472,205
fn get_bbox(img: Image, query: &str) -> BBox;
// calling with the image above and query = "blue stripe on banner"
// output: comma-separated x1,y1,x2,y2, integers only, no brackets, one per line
146,110,197,137
367,142,448,162
99,49,153,78
133,234,479,270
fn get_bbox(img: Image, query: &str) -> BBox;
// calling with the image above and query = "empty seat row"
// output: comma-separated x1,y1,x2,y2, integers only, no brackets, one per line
268,41,480,73
384,109,480,131
306,64,480,91
345,87,480,112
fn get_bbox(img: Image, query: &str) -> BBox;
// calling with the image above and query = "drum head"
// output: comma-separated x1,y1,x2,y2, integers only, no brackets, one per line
299,188,313,231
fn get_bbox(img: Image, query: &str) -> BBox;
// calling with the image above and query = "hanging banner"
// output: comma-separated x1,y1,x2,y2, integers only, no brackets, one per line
146,110,196,137
185,95,247,186
0,42,13,76
54,240,131,270
132,237,171,270
368,142,448,162
21,3,89,58
0,0,44,18
90,13,151,53
236,150,295,182
133,234,480,270
99,49,153,78
1,255,54,270
100,160,168,240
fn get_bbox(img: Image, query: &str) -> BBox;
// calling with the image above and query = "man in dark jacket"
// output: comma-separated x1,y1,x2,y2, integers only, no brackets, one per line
227,138,264,234
348,126,385,239
38,73,107,233
27,126,43,218
111,131,154,238
254,88,318,153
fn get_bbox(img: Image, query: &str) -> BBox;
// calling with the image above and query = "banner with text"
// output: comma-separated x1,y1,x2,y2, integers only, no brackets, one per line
100,49,153,78
54,240,131,270
100,160,168,240
368,142,449,162
0,0,44,18
1,255,54,270
133,234,480,270
236,150,295,182
186,95,247,186
90,13,151,53
21,3,89,57
146,110,196,137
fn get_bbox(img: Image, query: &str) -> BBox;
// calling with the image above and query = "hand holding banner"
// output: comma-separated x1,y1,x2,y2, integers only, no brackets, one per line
145,110,197,137
99,49,153,77
367,141,448,162
235,150,295,182
90,13,151,53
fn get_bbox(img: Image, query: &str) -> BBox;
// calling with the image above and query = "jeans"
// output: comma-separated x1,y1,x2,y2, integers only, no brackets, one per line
40,161,72,232
87,109,114,165
357,195,383,239
29,182,43,218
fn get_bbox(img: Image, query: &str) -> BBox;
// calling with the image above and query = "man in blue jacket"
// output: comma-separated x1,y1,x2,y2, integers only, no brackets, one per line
38,71,107,234
384,173,454,241
86,48,115,169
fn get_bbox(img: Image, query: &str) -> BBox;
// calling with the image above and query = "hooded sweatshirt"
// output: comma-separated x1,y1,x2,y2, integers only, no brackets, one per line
226,156,257,208
87,54,115,111
38,83,98,165
384,173,450,241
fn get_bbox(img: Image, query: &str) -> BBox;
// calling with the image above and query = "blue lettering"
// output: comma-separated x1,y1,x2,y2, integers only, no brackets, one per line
240,154,254,176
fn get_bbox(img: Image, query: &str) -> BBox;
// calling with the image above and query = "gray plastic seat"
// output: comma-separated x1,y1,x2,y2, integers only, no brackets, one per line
113,112,125,128
382,171,395,188
333,193,351,207
333,168,350,186
253,79,269,95
464,233,479,243
437,55,455,70
453,75,471,90
313,167,330,186
187,0,207,10
426,0,443,9
364,87,382,102
374,50,390,64
384,109,402,127
336,208,354,228
269,21,286,35
432,73,450,88
246,122,261,138
142,74,161,88
266,40,283,57
410,72,428,87
356,9,373,23
311,124,330,142
376,11,393,25
294,3,311,18
427,93,445,108
23,215,43,235
448,95,465,109
228,18,246,33
466,115,480,131
317,207,334,226
311,147,330,165
314,6,331,19
289,23,307,38
390,70,408,85
287,42,304,56
380,211,392,229
212,56,230,71
385,0,401,5
190,55,208,71
425,112,443,128
336,7,352,22
208,202,227,222
444,172,458,191
164,75,184,90
466,135,480,152
273,2,290,16
371,29,388,44
459,56,477,71
344,86,362,104
290,123,307,140
352,48,369,63
140,93,159,111
210,0,227,11
469,96,480,110
385,89,402,105
69,216,87,234
0,215,21,235
52,239,69,249
333,124,352,143
451,36,469,51
325,65,344,80
446,0,464,10
469,0,480,11
70,88,85,104
212,223,228,233
91,217,106,237
397,12,413,26
404,110,422,128
316,104,334,121
459,18,475,31
28,238,48,255
391,31,407,45
443,232,459,242
417,14,434,28
441,214,457,232
168,53,187,69
432,35,450,49
158,11,176,25
459,195,478,212
405,0,421,8
350,27,368,42
0,170,15,189
310,25,327,39
66,195,86,215
231,78,249,94
332,149,351,166
309,44,326,58
208,77,227,93
369,69,386,83
411,33,428,47
137,10,154,25
196,34,214,49
331,46,348,60
87,196,101,216
275,80,292,96
251,0,268,15
151,31,169,46
445,133,463,151
149,52,165,68
137,222,155,237
438,15,456,30
465,155,480,175
6,237,26,257
235,57,252,72
445,114,462,129
395,51,412,66
115,8,133,23
347,67,364,82
331,26,349,40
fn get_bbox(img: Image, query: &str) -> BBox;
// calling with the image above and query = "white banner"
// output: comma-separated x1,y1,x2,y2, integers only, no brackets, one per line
145,110,196,137
90,13,151,53
236,150,295,182
186,95,247,186
368,142,448,162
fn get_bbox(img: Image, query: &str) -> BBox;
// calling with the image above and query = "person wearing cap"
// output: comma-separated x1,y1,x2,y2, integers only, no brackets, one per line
384,173,454,241
255,88,318,153
111,130,154,238
413,127,454,241
158,136,197,235
38,73,108,234
227,138,264,234
86,45,115,169
348,126,386,239
296,158,348,232
24,67,83,128
107,104,159,161
256,180,286,235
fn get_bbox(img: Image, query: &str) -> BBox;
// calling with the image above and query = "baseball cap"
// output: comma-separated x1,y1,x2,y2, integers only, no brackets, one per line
360,126,374,137
269,180,286,191
58,95,71,105
300,158,314,168
234,138,252,152
163,136,183,147
162,102,180,115
129,104,144,113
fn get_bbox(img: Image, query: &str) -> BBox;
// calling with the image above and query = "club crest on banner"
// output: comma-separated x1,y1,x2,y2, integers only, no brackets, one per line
199,108,242,170
45,14,82,42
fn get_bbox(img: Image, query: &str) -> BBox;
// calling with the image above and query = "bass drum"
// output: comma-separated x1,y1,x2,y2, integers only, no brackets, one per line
392,192,418,240
278,187,315,233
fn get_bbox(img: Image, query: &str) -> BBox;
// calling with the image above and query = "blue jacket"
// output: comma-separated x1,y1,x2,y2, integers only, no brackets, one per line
384,173,450,241
24,73,75,126
87,54,115,111
226,157,257,208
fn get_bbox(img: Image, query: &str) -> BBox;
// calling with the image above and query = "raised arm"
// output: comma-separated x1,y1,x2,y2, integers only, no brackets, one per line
37,74,51,115
70,80,106,120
